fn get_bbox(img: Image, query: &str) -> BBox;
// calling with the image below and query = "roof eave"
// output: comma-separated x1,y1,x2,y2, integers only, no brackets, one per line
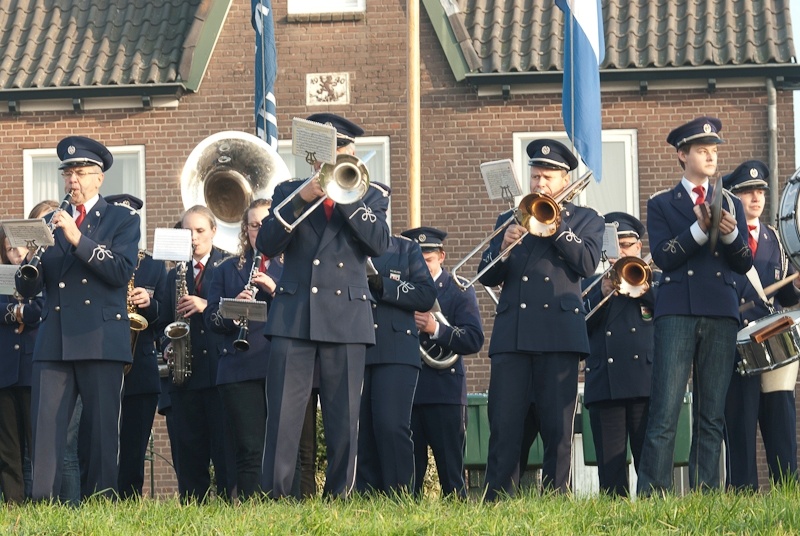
464,63,800,88
0,83,187,102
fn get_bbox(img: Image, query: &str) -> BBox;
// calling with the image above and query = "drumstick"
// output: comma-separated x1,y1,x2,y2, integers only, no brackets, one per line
739,273,800,313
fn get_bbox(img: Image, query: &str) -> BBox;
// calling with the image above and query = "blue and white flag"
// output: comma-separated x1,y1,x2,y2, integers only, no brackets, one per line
252,0,278,149
556,0,604,182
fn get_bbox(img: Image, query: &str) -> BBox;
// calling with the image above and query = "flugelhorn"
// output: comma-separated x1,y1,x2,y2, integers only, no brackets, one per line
273,153,371,233
584,254,653,321
18,192,73,281
233,251,263,352
451,171,593,290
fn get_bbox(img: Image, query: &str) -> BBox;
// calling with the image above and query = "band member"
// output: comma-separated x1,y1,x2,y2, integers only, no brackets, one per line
403,226,484,498
17,136,140,500
94,194,168,499
163,205,235,502
0,227,42,503
582,213,655,497
257,113,390,498
478,139,605,498
637,117,752,496
205,199,282,500
722,160,800,489
356,234,436,494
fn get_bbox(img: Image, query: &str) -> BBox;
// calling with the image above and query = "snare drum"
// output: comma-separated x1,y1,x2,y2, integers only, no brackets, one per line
736,309,800,376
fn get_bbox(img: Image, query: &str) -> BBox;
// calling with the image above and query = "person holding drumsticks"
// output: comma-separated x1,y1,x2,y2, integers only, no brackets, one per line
722,160,800,490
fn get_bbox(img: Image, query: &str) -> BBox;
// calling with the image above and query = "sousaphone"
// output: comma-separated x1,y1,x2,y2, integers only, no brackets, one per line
180,131,291,253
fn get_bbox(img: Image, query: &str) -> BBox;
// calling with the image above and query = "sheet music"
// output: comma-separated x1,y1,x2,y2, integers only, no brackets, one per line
152,228,193,262
2,219,54,249
0,265,18,295
480,159,521,201
292,117,337,165
219,298,268,322
602,223,620,260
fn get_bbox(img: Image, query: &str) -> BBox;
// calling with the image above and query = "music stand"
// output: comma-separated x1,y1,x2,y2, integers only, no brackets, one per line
219,298,268,324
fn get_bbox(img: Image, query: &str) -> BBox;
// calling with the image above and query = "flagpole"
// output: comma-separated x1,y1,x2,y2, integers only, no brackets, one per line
568,9,576,178
408,0,421,228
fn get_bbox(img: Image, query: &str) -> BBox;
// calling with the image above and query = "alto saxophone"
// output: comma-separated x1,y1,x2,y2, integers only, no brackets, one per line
164,261,191,386
128,250,149,355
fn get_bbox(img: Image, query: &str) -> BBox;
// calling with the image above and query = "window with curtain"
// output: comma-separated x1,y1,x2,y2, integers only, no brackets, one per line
23,145,147,247
278,136,392,227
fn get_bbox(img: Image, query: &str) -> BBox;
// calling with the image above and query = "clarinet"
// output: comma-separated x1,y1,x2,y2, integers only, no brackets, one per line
18,192,73,281
233,250,263,351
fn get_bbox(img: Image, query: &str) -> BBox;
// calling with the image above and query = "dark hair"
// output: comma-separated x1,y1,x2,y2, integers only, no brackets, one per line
237,198,272,269
0,227,9,265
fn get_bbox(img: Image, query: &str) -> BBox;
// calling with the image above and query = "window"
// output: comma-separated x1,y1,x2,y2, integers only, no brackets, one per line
23,145,147,247
512,130,639,218
278,136,392,227
288,0,365,16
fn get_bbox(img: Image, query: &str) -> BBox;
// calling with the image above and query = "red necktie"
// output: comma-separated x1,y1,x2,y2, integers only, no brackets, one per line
323,198,335,221
74,204,86,227
692,185,705,206
194,262,205,293
259,255,268,273
748,225,758,257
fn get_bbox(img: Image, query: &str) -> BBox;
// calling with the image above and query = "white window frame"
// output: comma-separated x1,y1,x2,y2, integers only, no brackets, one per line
22,145,148,248
288,0,365,16
278,135,392,228
511,129,640,218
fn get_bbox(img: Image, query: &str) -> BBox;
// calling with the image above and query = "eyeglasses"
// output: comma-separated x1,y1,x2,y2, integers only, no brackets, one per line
60,169,99,179
247,222,262,231
618,241,639,249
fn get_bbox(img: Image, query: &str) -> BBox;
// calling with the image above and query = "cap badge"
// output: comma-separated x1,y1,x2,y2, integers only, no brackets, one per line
419,234,427,243
703,123,712,134
67,145,76,155
750,168,758,178
542,146,551,155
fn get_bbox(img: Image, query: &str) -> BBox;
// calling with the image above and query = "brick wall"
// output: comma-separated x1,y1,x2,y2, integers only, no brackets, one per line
0,0,795,495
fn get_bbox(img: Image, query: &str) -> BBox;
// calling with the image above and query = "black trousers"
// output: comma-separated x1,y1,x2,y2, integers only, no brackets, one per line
411,403,466,497
171,387,236,502
117,393,158,498
218,380,266,499
0,386,31,503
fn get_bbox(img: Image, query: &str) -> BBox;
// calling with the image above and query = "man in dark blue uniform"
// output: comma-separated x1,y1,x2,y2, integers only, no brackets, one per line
96,194,168,499
637,117,753,496
17,136,140,500
583,212,655,497
257,113,390,498
478,139,605,498
356,234,436,494
722,160,800,489
403,226,484,498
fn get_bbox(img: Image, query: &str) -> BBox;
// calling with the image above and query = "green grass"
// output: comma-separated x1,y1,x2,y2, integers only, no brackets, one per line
2,485,800,535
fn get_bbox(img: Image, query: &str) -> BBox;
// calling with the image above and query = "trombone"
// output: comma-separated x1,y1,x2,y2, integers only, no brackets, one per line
452,171,593,290
273,153,370,232
583,254,653,321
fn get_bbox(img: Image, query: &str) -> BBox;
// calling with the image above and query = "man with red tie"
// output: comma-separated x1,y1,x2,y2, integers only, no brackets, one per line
16,136,140,500
722,160,800,489
637,117,753,496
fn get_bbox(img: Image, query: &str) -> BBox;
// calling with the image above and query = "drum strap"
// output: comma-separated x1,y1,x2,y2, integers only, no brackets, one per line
744,266,771,308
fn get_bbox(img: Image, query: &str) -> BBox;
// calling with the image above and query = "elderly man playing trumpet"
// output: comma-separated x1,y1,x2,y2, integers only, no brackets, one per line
478,139,605,499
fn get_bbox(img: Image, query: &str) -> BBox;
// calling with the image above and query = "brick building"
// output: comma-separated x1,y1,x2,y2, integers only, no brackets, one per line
0,0,799,495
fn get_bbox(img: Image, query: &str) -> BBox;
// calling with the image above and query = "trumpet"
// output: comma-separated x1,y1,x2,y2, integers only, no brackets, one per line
452,171,593,290
233,251,263,352
584,255,653,321
18,192,73,281
420,299,460,369
273,153,370,232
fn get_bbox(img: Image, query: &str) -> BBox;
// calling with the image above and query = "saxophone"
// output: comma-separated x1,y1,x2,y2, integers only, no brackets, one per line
164,261,191,386
128,250,149,355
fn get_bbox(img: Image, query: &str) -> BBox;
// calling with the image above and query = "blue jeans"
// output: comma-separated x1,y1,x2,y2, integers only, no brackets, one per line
637,315,736,495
